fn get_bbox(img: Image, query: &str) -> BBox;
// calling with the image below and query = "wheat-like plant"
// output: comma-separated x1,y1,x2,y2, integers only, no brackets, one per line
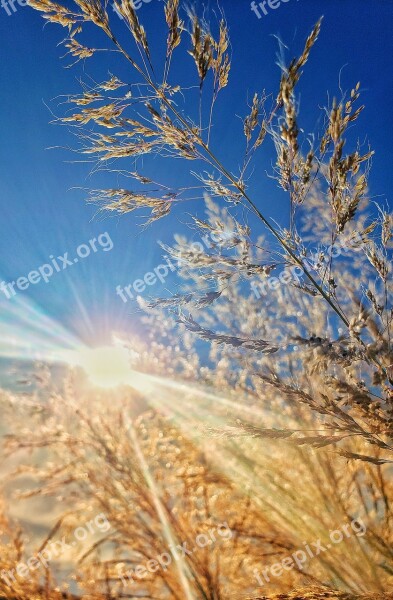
25,0,393,461
2,1,391,598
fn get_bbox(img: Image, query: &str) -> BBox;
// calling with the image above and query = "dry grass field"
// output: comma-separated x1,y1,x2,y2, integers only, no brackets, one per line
1,1,392,598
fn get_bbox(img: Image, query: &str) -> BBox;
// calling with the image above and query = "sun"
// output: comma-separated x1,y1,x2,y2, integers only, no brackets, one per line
74,345,133,388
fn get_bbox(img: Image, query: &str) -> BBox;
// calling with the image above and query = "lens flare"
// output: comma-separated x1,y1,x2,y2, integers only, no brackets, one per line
68,345,133,388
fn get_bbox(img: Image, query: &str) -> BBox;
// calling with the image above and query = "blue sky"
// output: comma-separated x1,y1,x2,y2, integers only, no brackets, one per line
0,0,392,353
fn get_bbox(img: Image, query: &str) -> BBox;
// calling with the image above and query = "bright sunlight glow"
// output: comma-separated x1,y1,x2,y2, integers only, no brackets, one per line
73,345,133,388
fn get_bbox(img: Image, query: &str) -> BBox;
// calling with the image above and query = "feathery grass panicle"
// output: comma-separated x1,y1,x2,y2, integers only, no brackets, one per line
11,3,393,598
